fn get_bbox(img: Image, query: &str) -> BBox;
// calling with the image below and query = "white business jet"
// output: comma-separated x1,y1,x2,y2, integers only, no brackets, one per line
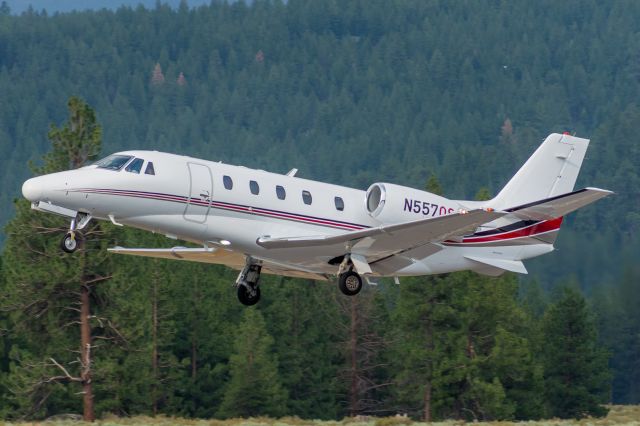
22,133,611,305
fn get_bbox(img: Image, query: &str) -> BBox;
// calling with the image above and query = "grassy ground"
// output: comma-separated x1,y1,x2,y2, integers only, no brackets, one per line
4,405,640,426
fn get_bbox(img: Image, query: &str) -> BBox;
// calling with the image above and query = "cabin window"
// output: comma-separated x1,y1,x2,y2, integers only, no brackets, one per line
276,185,286,200
250,180,260,195
223,175,233,190
125,158,144,174
302,190,312,205
335,196,345,211
94,154,132,171
145,162,155,175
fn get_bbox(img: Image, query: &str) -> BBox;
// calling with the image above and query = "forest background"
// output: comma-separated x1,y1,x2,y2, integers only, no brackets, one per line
0,0,637,422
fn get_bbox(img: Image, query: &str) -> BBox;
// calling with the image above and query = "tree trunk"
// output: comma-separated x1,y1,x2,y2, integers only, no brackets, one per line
191,335,197,380
423,382,432,422
349,297,358,417
191,281,198,380
152,279,158,416
80,284,94,422
423,309,434,422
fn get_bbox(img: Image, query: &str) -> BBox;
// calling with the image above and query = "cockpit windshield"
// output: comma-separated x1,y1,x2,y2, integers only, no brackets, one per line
94,155,133,171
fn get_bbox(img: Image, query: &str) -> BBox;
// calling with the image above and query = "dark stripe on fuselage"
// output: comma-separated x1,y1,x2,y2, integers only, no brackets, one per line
72,188,369,231
73,188,562,245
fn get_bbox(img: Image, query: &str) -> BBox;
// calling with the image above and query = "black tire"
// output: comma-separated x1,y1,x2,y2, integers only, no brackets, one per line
338,271,363,296
237,284,261,306
61,232,82,253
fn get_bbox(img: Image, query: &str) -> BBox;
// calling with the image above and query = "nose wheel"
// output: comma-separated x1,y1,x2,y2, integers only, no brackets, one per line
60,213,91,254
61,231,83,253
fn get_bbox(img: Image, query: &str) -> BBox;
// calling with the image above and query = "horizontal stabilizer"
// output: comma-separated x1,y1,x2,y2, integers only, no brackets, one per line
465,255,528,274
505,187,613,221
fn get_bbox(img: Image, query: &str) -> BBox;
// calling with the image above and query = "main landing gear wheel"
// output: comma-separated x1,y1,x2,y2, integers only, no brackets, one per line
236,261,262,306
338,270,363,296
61,232,82,253
237,284,261,306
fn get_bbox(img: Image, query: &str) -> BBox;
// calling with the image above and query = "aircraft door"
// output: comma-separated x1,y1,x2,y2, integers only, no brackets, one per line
184,162,213,223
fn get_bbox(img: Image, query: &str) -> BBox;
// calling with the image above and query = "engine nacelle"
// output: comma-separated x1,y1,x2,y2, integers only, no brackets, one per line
365,182,464,224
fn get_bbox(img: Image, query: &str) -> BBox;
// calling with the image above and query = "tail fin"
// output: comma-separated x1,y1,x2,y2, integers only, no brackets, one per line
489,133,590,210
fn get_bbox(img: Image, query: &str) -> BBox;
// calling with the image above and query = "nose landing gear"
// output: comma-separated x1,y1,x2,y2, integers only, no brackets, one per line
60,213,92,254
61,232,83,253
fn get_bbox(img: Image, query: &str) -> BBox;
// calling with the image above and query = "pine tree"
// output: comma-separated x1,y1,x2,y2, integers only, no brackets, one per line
542,287,611,418
260,278,341,419
392,274,466,421
217,308,286,418
0,97,113,422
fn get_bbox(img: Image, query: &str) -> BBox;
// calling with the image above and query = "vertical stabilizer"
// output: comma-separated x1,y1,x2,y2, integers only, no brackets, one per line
489,133,590,210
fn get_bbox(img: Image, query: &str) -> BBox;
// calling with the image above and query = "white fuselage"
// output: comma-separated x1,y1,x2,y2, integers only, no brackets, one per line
22,150,554,277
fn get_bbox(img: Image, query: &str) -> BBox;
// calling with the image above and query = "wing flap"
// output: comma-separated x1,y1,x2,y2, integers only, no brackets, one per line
108,246,328,280
505,187,612,221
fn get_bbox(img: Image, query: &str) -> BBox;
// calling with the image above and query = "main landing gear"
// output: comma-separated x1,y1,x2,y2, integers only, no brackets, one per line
236,258,262,306
60,213,92,254
336,255,363,296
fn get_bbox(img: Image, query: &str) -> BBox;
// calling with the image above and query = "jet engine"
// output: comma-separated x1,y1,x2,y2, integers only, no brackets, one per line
365,182,463,224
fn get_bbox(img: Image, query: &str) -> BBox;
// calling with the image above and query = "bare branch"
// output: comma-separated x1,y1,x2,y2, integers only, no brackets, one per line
49,358,81,382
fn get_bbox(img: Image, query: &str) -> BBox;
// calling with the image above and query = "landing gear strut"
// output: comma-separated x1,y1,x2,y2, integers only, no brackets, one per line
60,213,92,254
236,258,262,306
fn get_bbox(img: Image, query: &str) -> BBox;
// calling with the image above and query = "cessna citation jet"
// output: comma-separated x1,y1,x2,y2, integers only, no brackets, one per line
22,133,611,305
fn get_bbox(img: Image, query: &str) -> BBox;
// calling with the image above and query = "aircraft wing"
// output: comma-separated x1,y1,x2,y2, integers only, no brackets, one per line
108,246,329,281
257,209,504,261
505,187,613,221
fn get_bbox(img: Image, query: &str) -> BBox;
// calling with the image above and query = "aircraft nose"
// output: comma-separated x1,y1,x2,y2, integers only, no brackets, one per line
22,177,43,202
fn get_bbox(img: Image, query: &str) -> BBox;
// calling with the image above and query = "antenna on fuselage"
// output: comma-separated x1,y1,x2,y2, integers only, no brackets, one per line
286,168,298,177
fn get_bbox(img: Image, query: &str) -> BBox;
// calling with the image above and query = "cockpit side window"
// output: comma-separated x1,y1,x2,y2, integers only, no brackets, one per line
145,162,155,175
125,158,144,174
94,154,133,171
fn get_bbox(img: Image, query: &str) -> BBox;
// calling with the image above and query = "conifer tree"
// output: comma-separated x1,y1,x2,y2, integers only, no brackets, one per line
542,287,611,418
217,308,286,418
1,97,113,422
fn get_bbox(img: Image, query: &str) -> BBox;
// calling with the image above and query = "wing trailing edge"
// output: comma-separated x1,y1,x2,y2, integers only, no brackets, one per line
108,246,329,280
504,187,612,221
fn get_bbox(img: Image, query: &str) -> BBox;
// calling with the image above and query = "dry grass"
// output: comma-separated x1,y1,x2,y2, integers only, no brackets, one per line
3,405,640,426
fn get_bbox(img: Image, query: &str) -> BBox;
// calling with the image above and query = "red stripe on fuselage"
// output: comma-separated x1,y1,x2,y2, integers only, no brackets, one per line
458,217,563,243
72,188,367,231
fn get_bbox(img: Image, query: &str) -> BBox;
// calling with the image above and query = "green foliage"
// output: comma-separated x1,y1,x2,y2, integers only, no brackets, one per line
0,97,114,419
542,287,611,418
43,97,102,172
0,0,632,292
217,308,287,418
425,174,443,196
0,1,630,420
